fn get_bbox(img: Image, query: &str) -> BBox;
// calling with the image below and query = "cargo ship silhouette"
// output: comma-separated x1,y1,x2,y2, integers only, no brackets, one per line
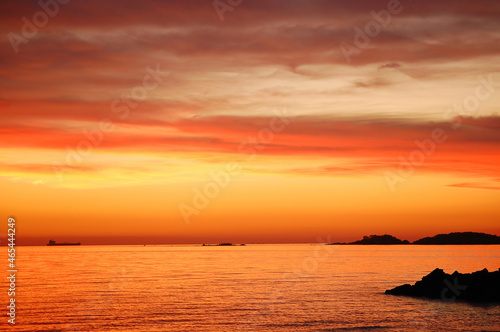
47,240,81,246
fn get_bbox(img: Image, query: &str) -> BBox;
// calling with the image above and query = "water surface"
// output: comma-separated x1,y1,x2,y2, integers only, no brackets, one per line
6,245,500,331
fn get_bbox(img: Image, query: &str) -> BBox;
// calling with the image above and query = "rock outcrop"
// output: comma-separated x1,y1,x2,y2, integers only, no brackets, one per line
385,268,500,304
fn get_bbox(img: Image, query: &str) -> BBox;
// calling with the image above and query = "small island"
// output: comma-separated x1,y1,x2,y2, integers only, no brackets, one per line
348,234,409,245
385,268,500,304
202,243,246,246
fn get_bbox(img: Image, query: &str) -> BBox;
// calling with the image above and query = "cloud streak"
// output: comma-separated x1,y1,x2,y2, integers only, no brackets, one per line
1,114,499,184
1,0,500,191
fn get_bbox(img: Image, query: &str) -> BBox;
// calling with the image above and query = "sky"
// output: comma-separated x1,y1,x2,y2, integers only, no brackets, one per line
1,0,499,245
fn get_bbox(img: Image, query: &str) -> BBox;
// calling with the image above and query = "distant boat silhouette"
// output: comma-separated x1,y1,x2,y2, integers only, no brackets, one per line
47,240,81,246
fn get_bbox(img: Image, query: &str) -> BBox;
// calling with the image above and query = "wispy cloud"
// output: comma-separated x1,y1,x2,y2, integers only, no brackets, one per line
447,182,500,191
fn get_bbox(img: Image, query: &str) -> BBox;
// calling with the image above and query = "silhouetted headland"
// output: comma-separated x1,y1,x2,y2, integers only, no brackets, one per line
413,232,500,244
385,268,500,304
327,232,500,245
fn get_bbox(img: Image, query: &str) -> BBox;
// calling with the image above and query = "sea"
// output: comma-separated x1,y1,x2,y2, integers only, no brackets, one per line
4,244,500,331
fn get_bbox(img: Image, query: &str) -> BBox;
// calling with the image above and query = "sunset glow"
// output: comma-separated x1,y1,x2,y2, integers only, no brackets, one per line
1,0,499,245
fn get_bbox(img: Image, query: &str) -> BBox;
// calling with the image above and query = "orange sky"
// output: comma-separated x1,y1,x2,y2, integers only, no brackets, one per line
1,0,499,245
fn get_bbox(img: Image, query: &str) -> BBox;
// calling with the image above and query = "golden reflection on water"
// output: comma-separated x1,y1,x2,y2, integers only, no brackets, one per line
5,245,500,331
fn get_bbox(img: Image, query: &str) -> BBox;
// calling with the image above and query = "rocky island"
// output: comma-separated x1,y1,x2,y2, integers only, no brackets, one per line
202,243,246,246
348,234,409,245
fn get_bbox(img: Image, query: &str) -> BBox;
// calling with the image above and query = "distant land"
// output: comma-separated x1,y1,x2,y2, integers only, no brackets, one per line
350,234,409,245
327,232,500,245
413,232,500,244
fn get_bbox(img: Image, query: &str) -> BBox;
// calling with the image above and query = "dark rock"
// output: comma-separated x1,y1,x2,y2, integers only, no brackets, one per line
348,234,409,245
385,268,500,304
413,232,500,244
